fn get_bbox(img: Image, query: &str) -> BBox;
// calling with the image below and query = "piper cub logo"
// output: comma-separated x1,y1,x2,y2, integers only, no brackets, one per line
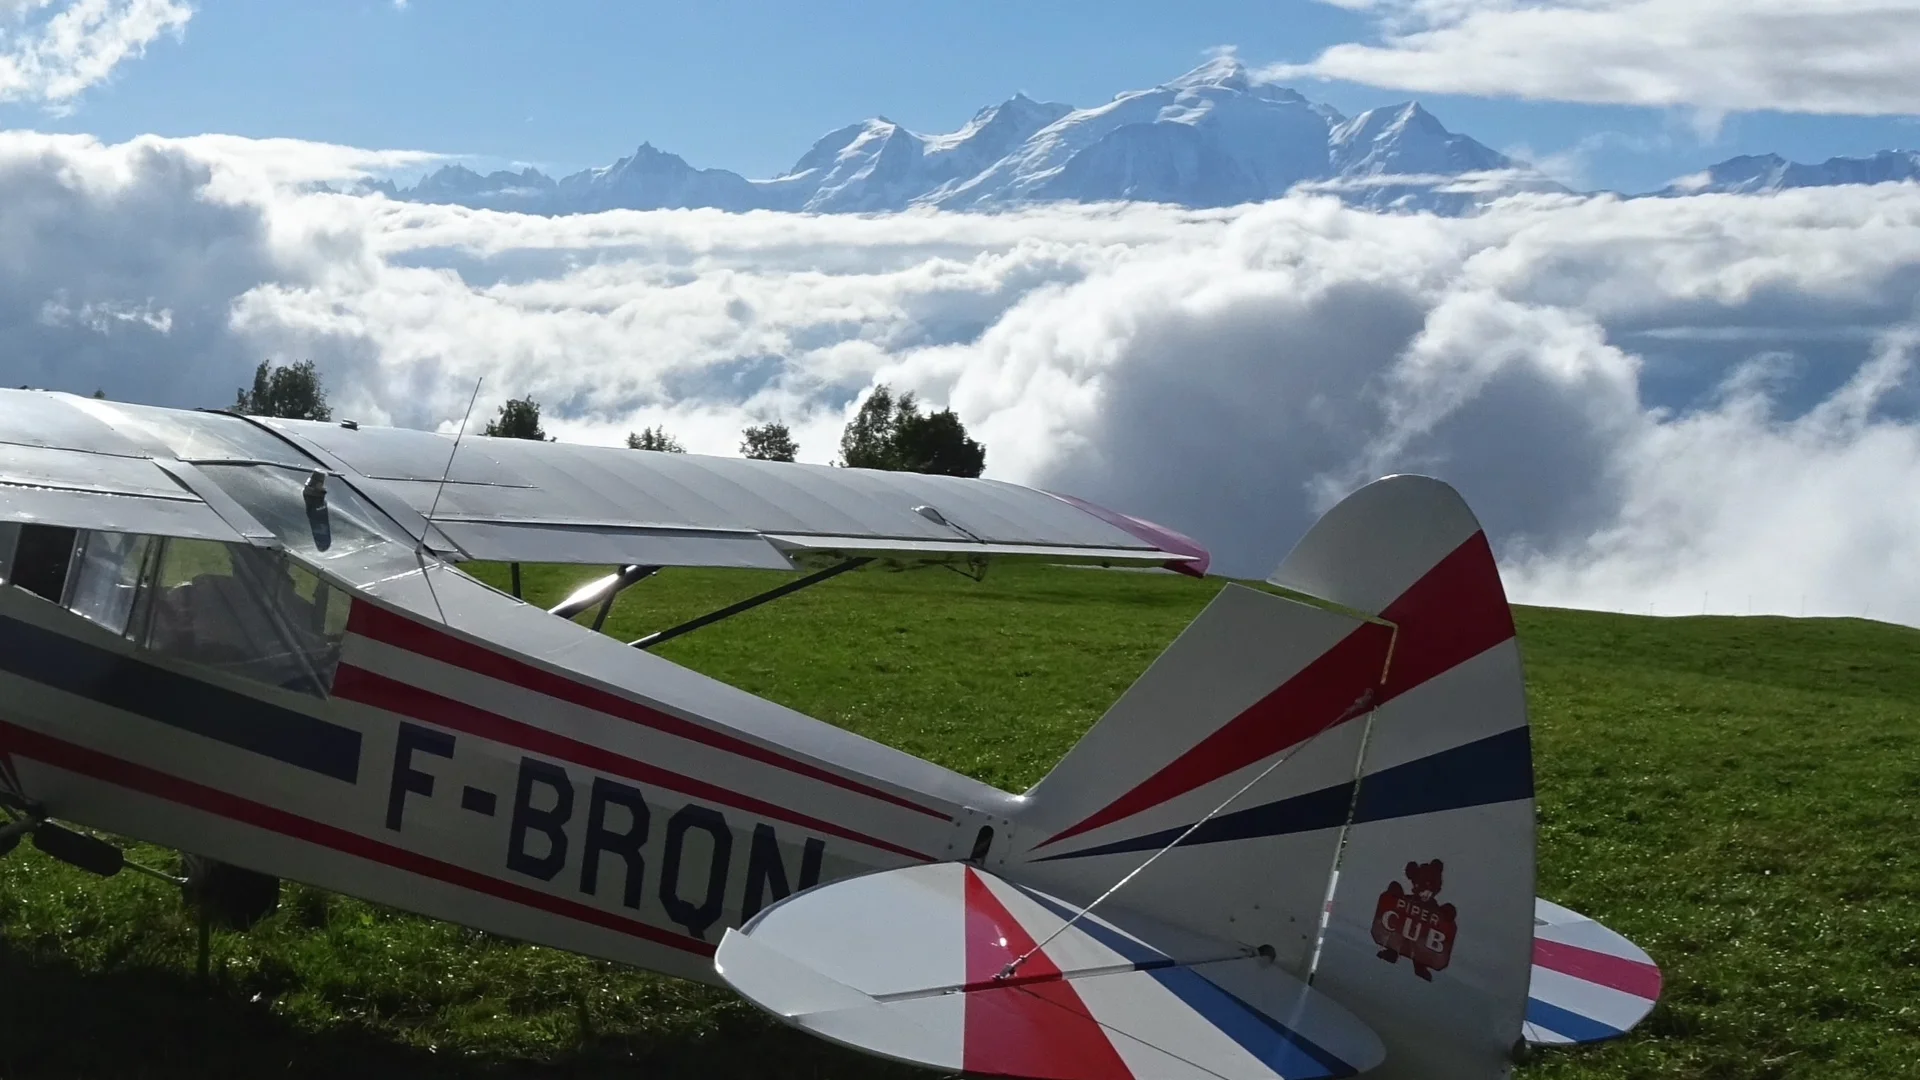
1372,859,1457,981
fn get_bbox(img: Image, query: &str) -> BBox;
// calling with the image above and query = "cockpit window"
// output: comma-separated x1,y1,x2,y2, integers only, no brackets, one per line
0,522,76,603
1,522,353,697
135,538,348,695
67,530,158,635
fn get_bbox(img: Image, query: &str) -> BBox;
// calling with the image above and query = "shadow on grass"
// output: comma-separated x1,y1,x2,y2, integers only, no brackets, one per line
0,939,922,1080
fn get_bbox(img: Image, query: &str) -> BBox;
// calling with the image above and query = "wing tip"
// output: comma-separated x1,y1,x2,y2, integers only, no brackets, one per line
1040,489,1211,575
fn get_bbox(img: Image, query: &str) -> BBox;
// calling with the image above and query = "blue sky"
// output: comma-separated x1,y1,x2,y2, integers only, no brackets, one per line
0,0,1914,193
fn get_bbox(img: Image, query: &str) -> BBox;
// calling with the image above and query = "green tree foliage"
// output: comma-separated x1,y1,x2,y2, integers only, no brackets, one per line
483,396,549,440
894,407,986,477
836,384,985,477
234,360,331,421
740,421,798,462
626,426,685,452
838,385,903,469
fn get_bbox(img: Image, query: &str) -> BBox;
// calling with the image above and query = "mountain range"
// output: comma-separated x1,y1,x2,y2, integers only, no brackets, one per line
349,57,1920,218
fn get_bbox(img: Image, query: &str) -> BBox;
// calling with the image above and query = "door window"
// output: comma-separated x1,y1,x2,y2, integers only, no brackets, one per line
138,539,349,695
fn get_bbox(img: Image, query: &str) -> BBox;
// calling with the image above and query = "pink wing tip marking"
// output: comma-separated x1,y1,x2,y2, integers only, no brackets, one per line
1041,490,1211,577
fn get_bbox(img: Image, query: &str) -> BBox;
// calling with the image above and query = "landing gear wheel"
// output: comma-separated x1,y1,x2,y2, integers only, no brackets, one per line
180,854,281,930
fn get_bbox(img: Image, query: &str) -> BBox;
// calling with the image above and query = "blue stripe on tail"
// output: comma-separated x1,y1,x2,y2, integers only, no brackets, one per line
1526,996,1624,1044
1039,726,1532,862
1018,887,1355,1079
1149,965,1357,1079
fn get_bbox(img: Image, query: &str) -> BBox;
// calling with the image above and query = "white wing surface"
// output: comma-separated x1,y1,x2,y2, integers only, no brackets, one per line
263,415,1209,571
0,390,1209,573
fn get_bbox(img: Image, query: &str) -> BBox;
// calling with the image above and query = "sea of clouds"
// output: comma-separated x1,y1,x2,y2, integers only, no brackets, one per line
2,130,1917,625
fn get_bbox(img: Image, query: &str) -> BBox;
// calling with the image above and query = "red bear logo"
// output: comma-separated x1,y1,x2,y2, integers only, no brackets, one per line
1372,859,1457,980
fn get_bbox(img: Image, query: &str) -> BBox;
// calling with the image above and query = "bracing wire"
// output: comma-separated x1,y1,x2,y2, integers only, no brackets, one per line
417,377,483,624
998,686,1381,981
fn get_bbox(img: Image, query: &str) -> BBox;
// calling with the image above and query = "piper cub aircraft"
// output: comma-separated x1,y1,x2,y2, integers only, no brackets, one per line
0,387,1661,1080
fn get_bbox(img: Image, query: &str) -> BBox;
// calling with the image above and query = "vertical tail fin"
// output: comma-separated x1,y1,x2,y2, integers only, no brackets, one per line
1013,475,1534,1080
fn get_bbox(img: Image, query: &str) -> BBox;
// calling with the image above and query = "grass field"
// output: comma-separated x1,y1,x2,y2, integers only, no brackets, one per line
2,561,1917,1080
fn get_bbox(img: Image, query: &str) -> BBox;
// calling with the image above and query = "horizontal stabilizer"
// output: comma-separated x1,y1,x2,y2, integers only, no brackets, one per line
1525,899,1663,1046
715,862,1385,1080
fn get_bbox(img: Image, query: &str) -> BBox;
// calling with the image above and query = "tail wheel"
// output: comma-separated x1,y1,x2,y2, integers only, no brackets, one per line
180,853,281,930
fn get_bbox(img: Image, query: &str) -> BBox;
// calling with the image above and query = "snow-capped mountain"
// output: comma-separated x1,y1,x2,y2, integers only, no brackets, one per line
1320,102,1566,213
374,57,1561,217
1660,150,1920,197
364,60,1920,219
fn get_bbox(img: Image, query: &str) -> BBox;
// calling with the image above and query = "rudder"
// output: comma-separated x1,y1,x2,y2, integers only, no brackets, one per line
1273,476,1535,1080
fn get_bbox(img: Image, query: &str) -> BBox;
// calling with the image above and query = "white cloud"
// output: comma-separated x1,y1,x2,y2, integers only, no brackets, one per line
0,0,191,108
1266,0,1920,118
39,293,171,333
2,130,1919,626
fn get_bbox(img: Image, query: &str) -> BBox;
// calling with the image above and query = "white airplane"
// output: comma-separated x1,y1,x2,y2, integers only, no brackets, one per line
0,388,1659,1079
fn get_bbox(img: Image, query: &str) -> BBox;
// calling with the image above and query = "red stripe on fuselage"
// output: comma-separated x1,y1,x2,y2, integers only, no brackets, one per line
1534,938,1663,1001
0,720,714,959
331,664,930,863
1038,530,1516,850
962,868,1133,1080
345,601,947,821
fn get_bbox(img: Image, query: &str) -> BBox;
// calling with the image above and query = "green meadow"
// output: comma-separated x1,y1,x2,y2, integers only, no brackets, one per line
1,561,1916,1079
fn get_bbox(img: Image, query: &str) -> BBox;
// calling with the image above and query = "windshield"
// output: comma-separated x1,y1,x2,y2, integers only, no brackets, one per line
196,463,412,564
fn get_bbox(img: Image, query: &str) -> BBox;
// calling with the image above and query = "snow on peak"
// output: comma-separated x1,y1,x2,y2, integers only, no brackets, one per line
1659,150,1920,196
382,61,1595,217
1161,53,1306,105
1167,53,1252,92
1331,101,1510,175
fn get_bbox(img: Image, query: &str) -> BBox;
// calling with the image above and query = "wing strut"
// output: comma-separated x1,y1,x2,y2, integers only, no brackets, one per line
629,557,871,650
548,564,660,626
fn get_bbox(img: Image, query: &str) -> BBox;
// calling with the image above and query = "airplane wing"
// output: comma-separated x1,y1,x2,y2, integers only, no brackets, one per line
261,414,1209,573
715,862,1384,1080
0,390,1208,575
0,392,277,545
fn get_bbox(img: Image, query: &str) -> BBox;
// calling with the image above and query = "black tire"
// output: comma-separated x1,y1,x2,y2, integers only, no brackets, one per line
180,853,281,930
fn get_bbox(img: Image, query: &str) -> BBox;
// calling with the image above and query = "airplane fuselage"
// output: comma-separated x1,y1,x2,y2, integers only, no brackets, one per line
0,556,1008,985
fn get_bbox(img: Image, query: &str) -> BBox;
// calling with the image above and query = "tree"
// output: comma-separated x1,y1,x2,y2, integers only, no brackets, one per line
836,384,985,477
740,421,798,462
626,426,685,452
893,407,986,478
483,396,549,440
838,385,908,469
234,359,331,421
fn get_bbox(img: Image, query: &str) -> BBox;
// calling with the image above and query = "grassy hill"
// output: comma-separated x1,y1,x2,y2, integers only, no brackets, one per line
2,561,1916,1080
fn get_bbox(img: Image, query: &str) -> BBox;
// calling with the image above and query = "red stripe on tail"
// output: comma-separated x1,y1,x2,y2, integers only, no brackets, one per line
1037,531,1514,850
962,868,1133,1080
